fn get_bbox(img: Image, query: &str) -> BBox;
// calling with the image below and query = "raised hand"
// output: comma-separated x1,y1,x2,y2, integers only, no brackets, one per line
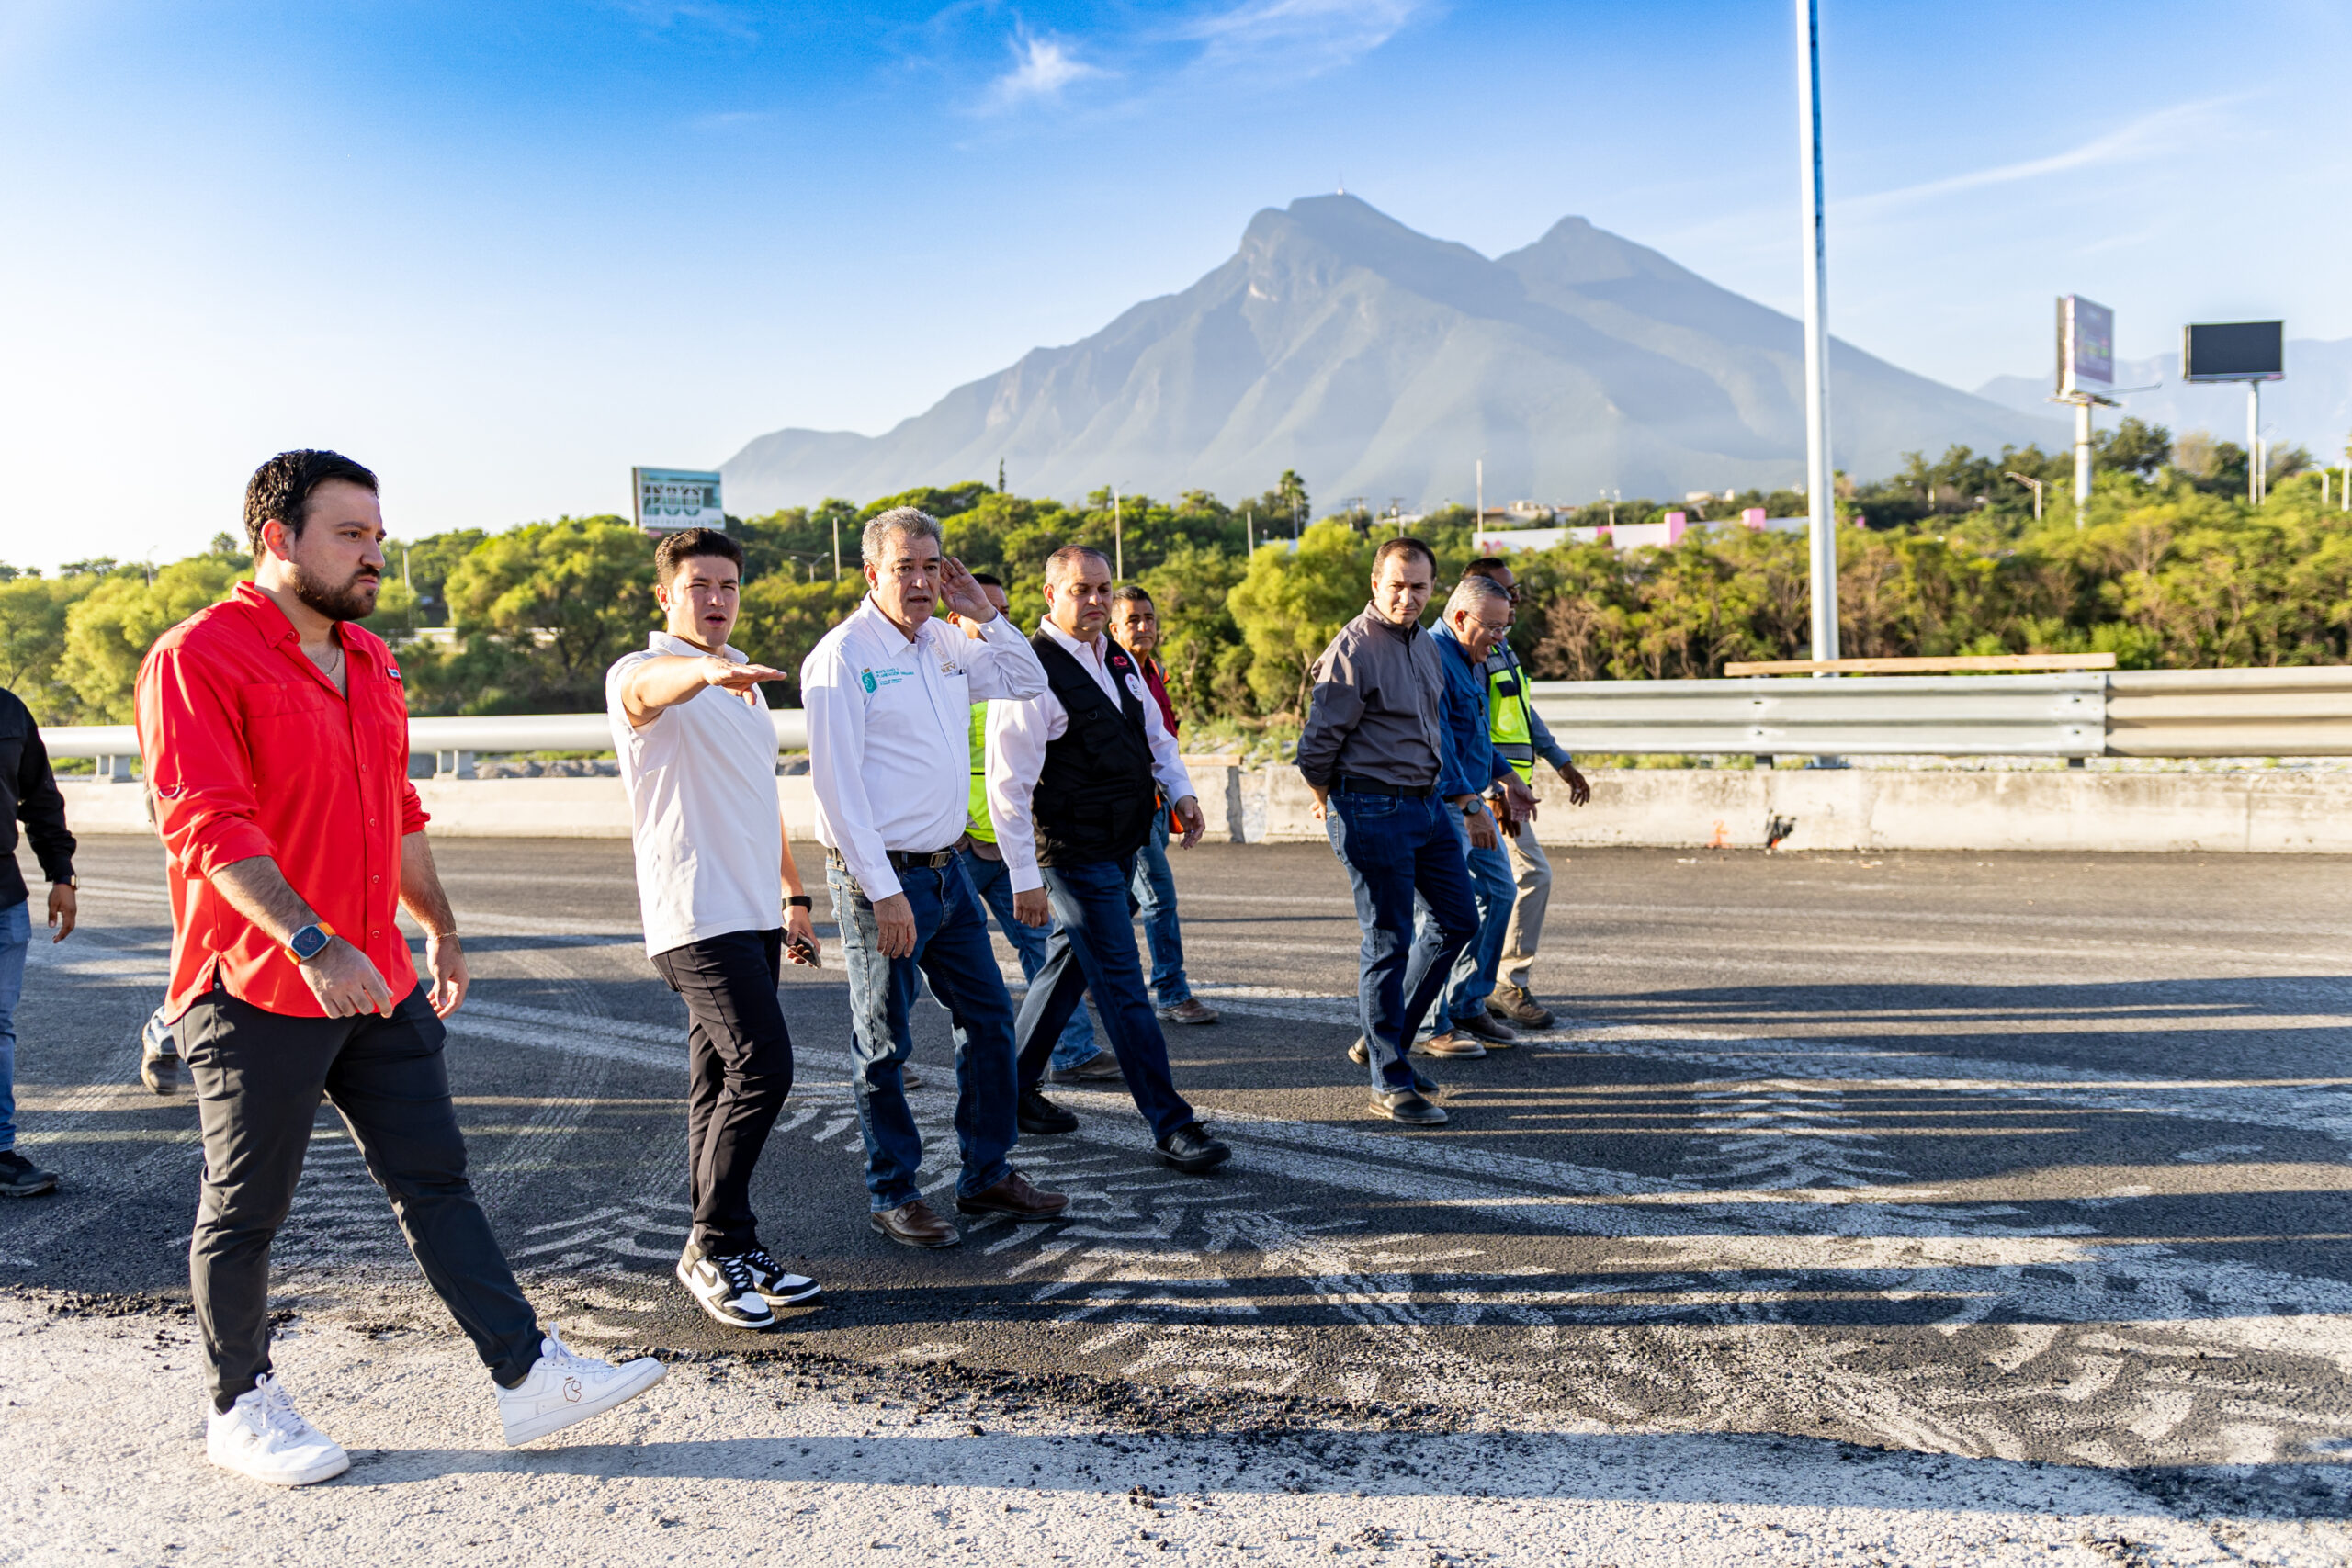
938,557,996,624
703,658,789,694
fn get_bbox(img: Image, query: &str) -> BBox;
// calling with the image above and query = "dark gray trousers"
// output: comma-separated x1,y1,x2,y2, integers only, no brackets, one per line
181,982,541,1410
650,929,795,1255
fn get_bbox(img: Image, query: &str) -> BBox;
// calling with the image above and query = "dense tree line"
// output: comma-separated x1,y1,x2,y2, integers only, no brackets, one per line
4,431,2346,731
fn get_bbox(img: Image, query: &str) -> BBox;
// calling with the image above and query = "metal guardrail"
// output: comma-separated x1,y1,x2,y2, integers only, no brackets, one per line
1530,666,2352,759
42,666,2352,774
46,709,811,780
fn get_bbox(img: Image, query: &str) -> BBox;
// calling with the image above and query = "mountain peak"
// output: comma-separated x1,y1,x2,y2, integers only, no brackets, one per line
721,199,2058,513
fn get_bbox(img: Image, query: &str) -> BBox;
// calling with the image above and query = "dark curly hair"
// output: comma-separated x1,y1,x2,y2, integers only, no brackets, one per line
243,450,379,557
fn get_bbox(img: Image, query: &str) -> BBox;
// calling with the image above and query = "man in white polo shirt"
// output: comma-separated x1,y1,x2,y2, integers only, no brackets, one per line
608,527,822,1332
803,507,1069,1250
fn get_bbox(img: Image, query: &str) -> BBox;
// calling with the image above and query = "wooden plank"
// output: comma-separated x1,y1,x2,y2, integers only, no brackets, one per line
1722,653,2118,677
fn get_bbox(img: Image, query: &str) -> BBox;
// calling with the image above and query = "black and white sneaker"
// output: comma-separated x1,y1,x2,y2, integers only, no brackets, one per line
675,1243,775,1330
0,1150,58,1198
741,1247,821,1309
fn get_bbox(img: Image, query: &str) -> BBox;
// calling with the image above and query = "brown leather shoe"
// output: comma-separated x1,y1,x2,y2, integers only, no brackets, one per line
868,1199,961,1248
1412,1032,1488,1059
1157,998,1220,1025
955,1170,1070,1221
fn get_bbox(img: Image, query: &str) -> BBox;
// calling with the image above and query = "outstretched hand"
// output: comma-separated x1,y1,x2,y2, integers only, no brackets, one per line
703,658,789,694
937,558,997,624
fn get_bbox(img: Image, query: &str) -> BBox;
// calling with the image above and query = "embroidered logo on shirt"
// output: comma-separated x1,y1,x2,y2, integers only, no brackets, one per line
860,667,911,694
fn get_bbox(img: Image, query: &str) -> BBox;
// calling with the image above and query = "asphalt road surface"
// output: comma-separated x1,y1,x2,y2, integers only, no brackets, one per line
7,834,2352,1560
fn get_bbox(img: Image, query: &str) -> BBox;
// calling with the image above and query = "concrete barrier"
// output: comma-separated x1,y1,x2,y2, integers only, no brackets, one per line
56,764,2352,854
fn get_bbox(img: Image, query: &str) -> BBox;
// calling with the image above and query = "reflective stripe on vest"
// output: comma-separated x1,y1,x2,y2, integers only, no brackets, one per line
1487,661,1535,781
965,702,996,843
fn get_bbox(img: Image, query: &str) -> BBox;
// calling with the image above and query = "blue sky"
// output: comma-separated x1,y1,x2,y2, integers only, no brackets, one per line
1,0,2345,570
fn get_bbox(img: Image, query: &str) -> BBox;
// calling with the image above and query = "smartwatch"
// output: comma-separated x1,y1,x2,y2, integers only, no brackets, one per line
1461,799,1481,818
287,921,334,963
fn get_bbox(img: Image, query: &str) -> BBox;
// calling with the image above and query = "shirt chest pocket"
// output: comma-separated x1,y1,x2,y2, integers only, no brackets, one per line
239,680,345,773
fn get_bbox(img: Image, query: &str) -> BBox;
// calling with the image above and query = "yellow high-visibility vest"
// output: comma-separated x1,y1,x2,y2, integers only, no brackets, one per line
1488,658,1536,782
966,703,996,843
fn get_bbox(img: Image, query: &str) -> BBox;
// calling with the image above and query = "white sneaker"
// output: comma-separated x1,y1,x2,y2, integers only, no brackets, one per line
496,1327,665,1447
206,1375,350,1487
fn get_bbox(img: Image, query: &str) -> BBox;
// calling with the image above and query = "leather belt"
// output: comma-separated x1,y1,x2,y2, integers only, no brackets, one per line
829,839,967,873
1332,775,1436,799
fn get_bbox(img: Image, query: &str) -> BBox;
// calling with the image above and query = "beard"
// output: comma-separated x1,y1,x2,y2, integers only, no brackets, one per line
287,559,382,623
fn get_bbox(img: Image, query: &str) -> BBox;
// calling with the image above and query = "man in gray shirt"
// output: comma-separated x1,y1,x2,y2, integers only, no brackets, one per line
1296,537,1480,1127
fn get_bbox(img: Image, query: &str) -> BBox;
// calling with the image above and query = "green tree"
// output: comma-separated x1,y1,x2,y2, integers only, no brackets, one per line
56,558,250,722
1226,521,1373,717
428,517,657,713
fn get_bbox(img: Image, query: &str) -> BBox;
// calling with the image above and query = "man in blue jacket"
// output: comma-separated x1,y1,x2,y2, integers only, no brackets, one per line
1412,576,1533,1055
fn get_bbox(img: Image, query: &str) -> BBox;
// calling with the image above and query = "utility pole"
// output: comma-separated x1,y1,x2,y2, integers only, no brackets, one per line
830,508,840,579
2246,384,2264,506
1795,0,1840,664
2005,471,2045,521
1112,488,1123,580
1246,508,1254,555
1476,458,1484,528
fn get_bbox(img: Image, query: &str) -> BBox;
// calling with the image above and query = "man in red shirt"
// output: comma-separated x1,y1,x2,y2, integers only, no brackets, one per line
138,451,664,1488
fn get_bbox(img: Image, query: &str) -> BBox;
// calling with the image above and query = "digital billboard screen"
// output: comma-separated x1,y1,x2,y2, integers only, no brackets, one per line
2056,296,2113,395
632,468,726,531
2182,321,2283,382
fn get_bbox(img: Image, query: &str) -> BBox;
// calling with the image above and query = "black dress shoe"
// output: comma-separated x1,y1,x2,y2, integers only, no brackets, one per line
1157,1122,1231,1174
1017,1089,1079,1135
1371,1089,1449,1126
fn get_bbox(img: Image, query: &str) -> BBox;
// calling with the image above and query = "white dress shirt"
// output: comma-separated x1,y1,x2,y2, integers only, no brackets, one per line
802,595,1047,902
987,618,1195,895
606,633,783,957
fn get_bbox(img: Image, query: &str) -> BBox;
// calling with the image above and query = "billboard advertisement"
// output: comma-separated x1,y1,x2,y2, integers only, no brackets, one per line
2056,295,2114,396
632,468,726,531
2182,321,2284,382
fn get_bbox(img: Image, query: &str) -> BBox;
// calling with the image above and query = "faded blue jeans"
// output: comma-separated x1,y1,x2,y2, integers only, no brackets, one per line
825,856,1019,1213
1130,814,1193,1009
958,845,1098,1071
1419,810,1516,1027
0,899,27,1152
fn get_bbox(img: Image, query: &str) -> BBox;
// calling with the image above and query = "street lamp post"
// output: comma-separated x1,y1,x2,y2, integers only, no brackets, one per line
1795,0,1840,665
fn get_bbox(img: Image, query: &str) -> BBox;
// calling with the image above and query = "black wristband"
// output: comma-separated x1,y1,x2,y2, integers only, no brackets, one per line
786,895,812,909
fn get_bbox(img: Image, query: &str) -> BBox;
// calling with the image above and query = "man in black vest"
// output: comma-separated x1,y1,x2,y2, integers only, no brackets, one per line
987,547,1231,1174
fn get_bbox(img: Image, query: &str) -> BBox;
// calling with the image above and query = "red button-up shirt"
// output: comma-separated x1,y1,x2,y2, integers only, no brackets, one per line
137,581,428,1021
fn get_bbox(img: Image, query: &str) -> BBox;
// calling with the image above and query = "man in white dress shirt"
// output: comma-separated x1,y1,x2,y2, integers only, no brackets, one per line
987,547,1231,1174
606,526,823,1332
801,508,1070,1249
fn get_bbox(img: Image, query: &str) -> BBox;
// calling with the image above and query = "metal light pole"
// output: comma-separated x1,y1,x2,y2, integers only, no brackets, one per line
1795,0,1839,664
2246,384,2264,506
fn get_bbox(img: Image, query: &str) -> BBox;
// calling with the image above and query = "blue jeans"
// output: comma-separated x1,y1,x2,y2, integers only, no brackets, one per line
1013,856,1198,1143
959,846,1097,1070
1420,811,1515,1026
826,857,1019,1212
1325,790,1478,1092
0,899,28,1152
1130,814,1193,1008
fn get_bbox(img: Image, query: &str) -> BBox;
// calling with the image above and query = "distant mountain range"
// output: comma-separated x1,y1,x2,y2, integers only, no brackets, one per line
721,195,2064,514
1975,338,2352,461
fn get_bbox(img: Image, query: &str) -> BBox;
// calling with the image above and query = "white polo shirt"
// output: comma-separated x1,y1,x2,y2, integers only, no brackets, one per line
606,632,782,958
801,595,1047,902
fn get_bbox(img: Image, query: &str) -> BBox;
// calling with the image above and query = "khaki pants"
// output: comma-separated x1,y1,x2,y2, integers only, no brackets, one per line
1498,828,1553,994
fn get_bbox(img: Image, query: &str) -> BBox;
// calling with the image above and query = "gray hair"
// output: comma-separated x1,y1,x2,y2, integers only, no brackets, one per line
1444,575,1510,620
862,506,944,567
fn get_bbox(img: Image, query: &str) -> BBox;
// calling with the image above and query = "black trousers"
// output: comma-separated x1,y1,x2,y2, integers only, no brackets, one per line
650,929,795,1255
181,982,542,1411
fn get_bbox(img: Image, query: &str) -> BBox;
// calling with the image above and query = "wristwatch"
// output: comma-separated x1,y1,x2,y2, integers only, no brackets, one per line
287,921,335,963
786,895,812,910
1461,799,1482,818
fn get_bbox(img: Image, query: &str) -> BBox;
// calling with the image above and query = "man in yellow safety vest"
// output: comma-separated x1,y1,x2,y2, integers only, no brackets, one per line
1464,557,1589,1028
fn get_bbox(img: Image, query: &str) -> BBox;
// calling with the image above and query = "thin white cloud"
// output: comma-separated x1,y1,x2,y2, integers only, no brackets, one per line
987,29,1109,109
1841,97,2242,214
1171,0,1430,72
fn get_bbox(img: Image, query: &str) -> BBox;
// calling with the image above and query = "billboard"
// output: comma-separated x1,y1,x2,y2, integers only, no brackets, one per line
632,468,726,531
2182,321,2284,382
2055,295,2114,396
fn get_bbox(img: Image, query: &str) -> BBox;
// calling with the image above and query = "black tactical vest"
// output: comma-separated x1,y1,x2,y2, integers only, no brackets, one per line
1030,632,1158,866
